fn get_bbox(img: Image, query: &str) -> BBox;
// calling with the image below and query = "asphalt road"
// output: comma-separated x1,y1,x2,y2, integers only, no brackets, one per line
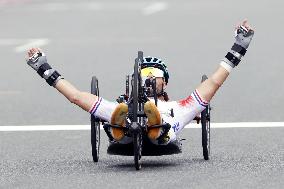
1,128,283,189
0,0,283,125
0,0,283,189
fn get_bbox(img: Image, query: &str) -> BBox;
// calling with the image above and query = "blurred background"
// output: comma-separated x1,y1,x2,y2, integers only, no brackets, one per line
0,0,283,125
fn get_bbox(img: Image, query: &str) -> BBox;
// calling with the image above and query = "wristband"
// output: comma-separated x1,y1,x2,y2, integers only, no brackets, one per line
231,43,247,56
225,52,241,66
220,61,233,73
37,63,52,78
46,70,63,86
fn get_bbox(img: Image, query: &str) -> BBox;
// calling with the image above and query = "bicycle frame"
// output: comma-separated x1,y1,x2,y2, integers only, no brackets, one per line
95,51,211,170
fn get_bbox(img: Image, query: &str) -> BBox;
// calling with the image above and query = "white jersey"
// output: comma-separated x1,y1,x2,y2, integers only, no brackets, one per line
89,89,208,144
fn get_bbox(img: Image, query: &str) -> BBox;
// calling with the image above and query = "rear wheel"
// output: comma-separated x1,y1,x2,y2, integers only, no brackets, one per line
91,76,100,162
201,75,211,160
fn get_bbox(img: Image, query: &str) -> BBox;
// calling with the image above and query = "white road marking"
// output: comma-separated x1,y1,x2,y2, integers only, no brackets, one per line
42,2,103,11
0,38,50,53
1,2,169,14
26,2,142,12
45,3,70,11
0,125,90,131
0,122,283,132
14,38,49,53
0,90,22,95
184,122,284,128
44,2,103,11
0,39,23,45
86,2,103,11
142,2,168,15
0,0,31,6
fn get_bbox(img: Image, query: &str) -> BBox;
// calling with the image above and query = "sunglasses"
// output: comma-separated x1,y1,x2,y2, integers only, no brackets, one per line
141,67,164,78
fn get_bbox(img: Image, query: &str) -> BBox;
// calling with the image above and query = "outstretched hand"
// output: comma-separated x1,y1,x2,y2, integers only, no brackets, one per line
234,19,254,49
235,19,254,32
26,47,47,72
26,48,44,62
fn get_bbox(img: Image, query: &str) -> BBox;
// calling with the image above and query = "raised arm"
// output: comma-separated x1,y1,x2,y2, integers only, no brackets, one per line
26,48,98,112
196,20,254,102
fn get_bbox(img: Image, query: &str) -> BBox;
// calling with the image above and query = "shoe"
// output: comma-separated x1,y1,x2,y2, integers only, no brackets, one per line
110,103,128,141
157,131,171,145
144,101,162,140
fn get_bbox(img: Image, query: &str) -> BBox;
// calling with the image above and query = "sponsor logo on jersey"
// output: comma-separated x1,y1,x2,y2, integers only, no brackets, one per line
172,122,180,132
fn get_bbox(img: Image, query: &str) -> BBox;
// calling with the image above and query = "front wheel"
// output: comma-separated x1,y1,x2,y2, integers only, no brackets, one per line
133,133,142,170
132,51,143,170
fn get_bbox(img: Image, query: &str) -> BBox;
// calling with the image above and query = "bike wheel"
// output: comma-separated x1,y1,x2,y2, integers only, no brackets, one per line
201,75,210,160
132,59,138,122
132,55,143,170
133,132,142,170
91,76,100,162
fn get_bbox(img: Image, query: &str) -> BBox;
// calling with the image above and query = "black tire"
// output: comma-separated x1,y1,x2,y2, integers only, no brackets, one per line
132,56,142,170
201,75,210,160
132,60,138,122
133,133,142,170
91,76,100,162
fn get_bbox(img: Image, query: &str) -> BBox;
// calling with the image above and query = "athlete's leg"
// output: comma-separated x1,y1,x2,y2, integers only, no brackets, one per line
109,103,128,141
144,101,179,145
144,101,162,140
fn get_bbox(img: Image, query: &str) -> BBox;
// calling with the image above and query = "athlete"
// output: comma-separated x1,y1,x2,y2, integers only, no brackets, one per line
25,20,254,145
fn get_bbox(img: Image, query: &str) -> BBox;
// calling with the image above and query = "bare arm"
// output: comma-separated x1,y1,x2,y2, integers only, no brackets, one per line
27,48,98,112
55,79,98,112
196,66,229,102
196,20,254,102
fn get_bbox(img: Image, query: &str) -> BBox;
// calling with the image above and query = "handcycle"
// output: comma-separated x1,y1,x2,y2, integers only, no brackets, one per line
90,51,211,170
